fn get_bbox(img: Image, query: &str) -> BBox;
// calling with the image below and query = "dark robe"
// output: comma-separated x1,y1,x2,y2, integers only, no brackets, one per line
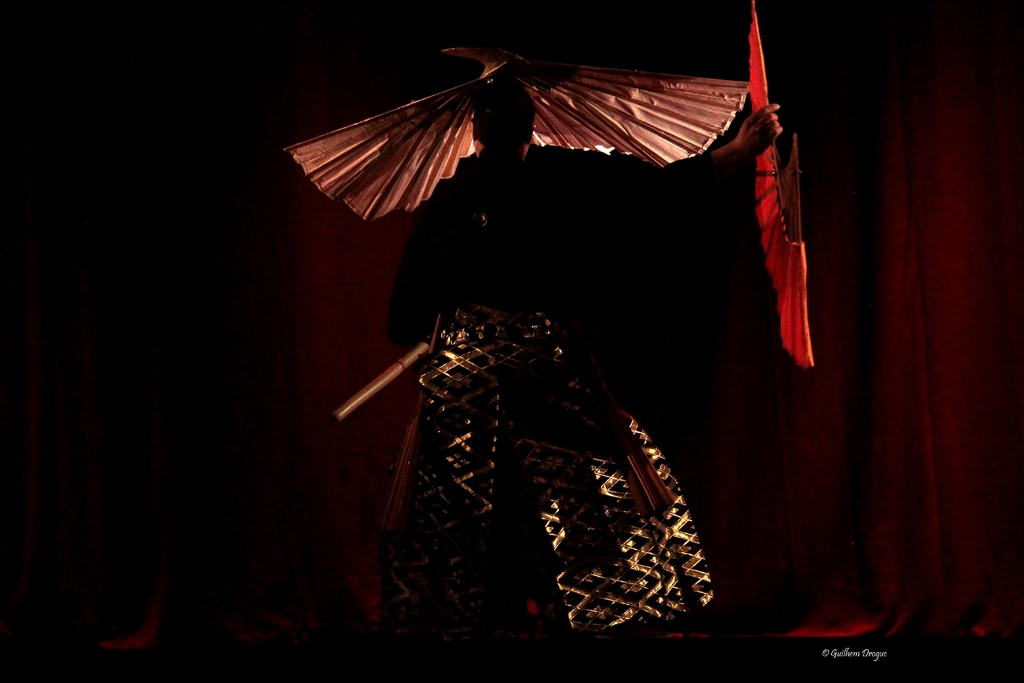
388,145,714,346
381,145,716,637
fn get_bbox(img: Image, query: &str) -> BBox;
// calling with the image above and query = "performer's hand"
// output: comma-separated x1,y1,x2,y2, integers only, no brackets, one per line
710,103,782,182
736,104,782,158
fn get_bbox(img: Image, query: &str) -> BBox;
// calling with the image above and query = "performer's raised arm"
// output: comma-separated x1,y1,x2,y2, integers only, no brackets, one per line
710,103,783,181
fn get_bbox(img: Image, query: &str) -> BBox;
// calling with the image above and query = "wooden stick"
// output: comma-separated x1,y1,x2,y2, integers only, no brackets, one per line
378,315,443,532
332,341,430,423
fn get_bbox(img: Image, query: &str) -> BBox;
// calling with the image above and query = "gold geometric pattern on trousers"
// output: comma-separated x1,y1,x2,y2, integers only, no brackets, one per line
381,306,711,637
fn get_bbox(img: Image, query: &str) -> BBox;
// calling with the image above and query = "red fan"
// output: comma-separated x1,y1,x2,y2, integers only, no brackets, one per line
749,0,814,368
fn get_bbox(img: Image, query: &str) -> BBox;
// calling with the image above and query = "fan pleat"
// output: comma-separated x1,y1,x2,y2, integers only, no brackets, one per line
360,104,461,219
522,63,746,166
403,101,475,213
286,79,484,220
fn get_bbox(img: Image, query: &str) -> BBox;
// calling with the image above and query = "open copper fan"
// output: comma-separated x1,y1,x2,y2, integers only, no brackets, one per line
285,47,749,220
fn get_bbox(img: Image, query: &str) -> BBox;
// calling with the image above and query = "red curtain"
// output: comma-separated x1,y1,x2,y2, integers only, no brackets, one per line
4,1,1022,644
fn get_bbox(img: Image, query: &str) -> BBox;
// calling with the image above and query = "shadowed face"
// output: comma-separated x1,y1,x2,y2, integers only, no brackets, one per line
472,78,535,154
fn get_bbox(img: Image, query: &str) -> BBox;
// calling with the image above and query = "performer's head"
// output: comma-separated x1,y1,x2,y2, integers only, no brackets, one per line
473,77,535,155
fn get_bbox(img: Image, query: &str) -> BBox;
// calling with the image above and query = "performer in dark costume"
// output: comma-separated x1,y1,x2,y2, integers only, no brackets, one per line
381,79,781,638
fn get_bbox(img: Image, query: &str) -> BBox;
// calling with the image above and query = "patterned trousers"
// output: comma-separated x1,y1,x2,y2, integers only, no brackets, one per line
381,306,712,637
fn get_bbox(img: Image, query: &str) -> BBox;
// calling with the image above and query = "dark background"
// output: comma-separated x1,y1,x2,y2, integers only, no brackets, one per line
5,0,1023,646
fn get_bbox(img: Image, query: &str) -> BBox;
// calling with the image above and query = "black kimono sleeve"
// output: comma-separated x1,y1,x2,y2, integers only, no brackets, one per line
387,192,452,347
